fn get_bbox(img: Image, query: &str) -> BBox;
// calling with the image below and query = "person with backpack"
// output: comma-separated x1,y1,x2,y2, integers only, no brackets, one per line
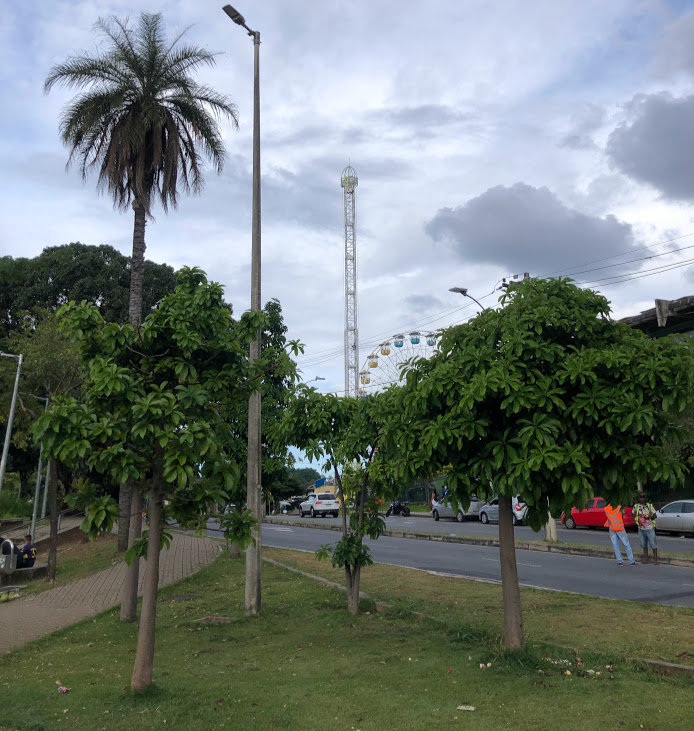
604,504,636,566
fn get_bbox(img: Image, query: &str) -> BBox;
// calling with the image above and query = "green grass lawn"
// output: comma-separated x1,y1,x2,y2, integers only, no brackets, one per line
1,549,693,730
265,547,694,666
20,533,122,597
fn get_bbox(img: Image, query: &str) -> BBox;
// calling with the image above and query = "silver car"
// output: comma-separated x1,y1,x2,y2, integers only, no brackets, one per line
431,496,482,522
655,500,694,535
479,496,528,526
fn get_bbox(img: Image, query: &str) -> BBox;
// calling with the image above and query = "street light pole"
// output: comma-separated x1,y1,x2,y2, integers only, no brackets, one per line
449,287,487,313
0,352,23,496
223,3,263,616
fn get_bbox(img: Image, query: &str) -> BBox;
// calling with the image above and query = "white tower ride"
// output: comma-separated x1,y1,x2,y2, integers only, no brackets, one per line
341,165,359,398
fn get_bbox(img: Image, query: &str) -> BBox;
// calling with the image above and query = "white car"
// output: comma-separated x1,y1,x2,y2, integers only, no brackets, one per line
431,496,483,522
479,496,528,526
299,493,341,518
655,500,694,535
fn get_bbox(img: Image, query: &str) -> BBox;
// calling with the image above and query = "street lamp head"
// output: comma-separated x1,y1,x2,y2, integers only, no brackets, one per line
449,287,468,296
222,4,246,25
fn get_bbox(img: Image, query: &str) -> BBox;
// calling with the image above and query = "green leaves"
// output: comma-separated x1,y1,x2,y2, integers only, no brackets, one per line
383,277,694,522
217,509,258,551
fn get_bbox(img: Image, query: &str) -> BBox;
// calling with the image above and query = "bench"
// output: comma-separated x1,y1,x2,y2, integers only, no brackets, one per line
0,562,48,587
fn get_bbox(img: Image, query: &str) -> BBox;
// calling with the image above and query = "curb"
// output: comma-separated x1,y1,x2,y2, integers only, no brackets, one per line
262,518,694,568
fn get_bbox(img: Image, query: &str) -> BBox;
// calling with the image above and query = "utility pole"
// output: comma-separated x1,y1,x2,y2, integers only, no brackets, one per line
0,352,23,496
222,3,263,615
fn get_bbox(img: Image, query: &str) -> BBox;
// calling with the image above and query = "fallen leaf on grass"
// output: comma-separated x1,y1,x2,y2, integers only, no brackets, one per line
216,700,224,707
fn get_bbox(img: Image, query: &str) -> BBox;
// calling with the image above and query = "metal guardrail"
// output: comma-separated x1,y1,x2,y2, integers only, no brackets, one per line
0,508,84,540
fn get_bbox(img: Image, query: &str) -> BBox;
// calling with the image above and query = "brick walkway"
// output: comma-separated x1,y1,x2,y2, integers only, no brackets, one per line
0,532,221,655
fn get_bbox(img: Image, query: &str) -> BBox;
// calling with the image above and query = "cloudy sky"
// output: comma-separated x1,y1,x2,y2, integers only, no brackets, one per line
4,0,694,419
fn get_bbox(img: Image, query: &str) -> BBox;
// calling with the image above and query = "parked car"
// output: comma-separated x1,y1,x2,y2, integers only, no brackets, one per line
479,496,527,525
655,500,694,535
299,493,341,518
279,495,305,513
431,496,482,522
561,497,635,530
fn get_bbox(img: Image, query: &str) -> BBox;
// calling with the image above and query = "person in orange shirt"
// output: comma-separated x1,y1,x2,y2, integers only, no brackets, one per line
604,504,636,566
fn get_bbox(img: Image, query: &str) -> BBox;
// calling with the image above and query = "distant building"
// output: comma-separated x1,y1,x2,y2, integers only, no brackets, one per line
619,296,694,338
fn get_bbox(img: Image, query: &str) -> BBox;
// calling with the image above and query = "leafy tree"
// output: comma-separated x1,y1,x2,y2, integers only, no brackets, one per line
228,300,300,503
380,278,694,649
278,389,393,614
0,311,85,579
0,244,176,344
44,11,239,576
34,268,298,690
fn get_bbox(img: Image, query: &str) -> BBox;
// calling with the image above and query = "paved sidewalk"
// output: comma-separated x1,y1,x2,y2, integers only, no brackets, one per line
0,532,221,655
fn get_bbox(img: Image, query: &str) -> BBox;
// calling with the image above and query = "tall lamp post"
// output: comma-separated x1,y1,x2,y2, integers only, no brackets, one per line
222,3,263,616
449,287,486,313
0,351,23,496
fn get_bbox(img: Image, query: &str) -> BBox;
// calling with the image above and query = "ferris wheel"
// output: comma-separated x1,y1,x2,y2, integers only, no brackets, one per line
358,331,438,395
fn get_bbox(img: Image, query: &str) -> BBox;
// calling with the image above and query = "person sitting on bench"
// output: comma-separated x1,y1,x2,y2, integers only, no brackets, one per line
0,535,23,568
21,535,37,568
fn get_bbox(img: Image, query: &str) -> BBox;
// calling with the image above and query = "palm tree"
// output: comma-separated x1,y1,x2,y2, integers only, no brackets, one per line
44,12,238,638
45,12,238,328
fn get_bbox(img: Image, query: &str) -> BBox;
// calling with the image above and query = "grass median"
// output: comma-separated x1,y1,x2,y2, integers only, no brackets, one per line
1,548,693,730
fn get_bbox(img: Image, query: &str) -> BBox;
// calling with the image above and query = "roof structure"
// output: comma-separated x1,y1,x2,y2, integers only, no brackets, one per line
619,295,694,338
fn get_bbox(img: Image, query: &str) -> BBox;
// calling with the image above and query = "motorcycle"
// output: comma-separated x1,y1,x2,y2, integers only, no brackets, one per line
385,500,411,517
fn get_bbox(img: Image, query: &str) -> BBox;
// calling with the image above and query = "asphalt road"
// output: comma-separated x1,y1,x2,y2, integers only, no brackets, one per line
250,522,694,608
268,513,694,555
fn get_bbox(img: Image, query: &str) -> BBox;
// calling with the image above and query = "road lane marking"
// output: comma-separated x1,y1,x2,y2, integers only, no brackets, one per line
481,557,542,568
266,527,294,532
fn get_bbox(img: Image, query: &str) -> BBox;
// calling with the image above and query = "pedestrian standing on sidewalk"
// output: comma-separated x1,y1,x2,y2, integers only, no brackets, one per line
632,492,658,565
604,504,636,566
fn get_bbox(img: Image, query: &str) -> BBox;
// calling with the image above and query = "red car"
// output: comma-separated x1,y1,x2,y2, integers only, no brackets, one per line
561,497,635,530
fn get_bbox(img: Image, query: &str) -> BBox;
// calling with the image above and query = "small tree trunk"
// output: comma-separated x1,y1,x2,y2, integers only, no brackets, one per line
545,515,558,542
46,462,59,582
347,564,361,615
498,494,524,650
131,471,163,691
120,485,143,621
117,483,132,553
129,199,147,328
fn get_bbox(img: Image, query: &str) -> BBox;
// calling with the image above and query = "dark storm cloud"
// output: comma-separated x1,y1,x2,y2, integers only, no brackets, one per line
403,294,445,312
424,183,634,273
606,93,694,202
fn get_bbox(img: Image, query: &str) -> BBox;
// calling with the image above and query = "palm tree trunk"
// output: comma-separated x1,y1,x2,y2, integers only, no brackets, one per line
117,483,132,553
120,197,147,605
130,466,163,691
129,198,147,328
498,494,524,649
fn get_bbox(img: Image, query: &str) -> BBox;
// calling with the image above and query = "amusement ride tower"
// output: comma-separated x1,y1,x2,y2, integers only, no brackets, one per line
341,165,359,398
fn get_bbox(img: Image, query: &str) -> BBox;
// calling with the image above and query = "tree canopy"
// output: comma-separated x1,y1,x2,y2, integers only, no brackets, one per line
34,267,299,689
380,277,694,646
0,243,176,343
